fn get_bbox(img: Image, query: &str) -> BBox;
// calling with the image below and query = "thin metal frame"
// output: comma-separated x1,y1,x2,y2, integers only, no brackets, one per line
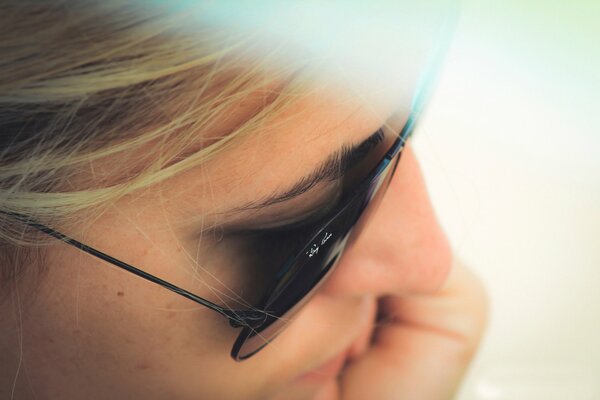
11,118,408,322
4,115,415,330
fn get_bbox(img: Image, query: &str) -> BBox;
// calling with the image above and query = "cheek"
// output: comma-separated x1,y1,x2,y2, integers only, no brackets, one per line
21,206,344,399
16,236,272,399
253,294,375,396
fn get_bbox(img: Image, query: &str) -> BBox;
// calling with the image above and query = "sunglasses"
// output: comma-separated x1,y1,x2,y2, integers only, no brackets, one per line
6,110,417,361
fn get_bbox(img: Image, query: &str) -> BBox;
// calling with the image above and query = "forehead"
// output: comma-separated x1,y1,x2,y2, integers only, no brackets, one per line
147,83,403,218
67,91,395,243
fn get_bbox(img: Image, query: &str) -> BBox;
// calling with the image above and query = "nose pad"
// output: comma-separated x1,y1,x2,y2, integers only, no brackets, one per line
320,144,452,297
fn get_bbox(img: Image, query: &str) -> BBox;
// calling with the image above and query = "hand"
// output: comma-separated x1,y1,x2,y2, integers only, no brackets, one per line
339,259,488,400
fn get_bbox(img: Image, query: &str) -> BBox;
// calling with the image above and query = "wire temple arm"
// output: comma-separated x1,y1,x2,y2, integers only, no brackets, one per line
3,211,267,329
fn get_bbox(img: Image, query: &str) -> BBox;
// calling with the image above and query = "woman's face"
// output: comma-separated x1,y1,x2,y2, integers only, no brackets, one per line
1,86,452,400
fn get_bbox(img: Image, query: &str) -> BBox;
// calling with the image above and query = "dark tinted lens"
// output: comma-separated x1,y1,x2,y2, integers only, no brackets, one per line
232,150,398,360
186,132,395,313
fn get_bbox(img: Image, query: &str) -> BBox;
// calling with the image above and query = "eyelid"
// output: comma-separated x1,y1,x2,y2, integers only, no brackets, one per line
212,121,394,236
219,177,344,233
243,196,339,233
259,209,330,232
245,180,350,233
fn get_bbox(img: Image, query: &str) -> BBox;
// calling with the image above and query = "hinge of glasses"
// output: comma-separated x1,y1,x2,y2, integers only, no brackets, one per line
222,309,268,329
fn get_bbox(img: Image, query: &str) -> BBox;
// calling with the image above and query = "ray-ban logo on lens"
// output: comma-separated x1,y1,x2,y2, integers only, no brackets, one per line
306,231,334,258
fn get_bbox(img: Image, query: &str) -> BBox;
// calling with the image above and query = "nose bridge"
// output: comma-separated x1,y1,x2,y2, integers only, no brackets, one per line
320,145,452,298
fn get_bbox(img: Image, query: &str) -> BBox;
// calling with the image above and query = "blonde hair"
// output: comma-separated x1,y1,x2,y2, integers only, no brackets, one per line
0,2,311,292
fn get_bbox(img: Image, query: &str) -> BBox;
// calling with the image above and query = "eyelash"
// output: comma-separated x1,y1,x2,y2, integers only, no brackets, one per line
239,213,328,269
216,185,348,273
258,219,319,251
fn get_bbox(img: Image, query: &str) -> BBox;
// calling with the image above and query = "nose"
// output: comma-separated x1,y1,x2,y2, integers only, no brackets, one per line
321,144,452,297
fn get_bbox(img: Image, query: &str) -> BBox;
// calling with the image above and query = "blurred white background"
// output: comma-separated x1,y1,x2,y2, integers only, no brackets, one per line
412,1,600,399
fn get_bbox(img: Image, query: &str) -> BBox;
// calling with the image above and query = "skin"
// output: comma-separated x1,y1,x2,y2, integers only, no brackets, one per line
0,86,488,400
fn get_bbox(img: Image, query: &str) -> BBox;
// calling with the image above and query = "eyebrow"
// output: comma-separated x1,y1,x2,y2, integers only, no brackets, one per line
232,128,385,213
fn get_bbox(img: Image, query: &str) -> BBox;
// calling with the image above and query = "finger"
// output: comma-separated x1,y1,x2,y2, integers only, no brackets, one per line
340,259,489,400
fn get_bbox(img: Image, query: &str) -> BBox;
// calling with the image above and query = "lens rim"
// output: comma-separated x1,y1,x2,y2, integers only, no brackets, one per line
230,114,414,361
